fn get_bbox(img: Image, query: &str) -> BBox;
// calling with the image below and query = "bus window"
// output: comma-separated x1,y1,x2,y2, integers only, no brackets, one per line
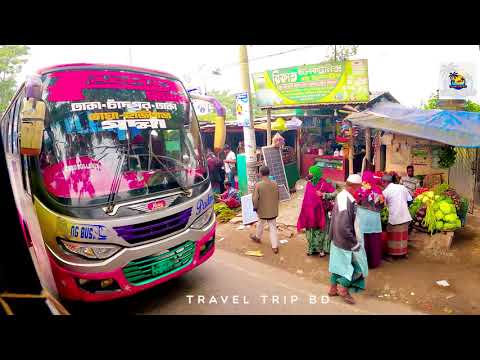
12,94,23,154
0,115,5,151
7,108,13,154
21,155,31,195
37,81,208,207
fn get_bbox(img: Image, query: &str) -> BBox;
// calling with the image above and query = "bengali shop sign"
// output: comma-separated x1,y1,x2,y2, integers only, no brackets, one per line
252,59,369,106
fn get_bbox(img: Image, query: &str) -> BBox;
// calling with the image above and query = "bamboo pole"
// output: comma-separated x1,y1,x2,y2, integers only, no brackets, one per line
349,121,354,175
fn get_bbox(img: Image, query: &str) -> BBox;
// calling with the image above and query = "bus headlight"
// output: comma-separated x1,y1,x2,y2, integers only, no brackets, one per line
58,239,121,260
191,207,214,229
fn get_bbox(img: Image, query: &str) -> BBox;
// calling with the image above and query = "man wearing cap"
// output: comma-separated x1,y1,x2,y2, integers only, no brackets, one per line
328,174,369,305
382,174,413,258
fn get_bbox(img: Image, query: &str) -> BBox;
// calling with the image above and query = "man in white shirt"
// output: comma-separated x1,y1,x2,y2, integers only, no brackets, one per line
223,144,236,187
382,175,413,259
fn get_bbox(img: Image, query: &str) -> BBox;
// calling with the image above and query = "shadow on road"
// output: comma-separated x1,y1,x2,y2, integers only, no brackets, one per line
66,276,190,315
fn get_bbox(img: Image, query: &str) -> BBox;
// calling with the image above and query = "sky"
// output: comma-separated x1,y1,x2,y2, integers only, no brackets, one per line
17,45,480,107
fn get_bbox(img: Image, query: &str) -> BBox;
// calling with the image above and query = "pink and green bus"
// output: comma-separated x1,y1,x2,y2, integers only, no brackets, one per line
0,63,216,302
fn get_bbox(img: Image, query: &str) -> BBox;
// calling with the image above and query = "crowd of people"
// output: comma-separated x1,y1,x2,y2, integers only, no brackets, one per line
242,162,417,305
207,141,418,306
207,144,240,207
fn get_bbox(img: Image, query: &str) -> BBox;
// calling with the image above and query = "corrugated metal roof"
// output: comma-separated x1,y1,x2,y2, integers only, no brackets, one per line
368,91,399,104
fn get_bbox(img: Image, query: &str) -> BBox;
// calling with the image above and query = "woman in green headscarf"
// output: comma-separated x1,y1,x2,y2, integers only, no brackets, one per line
297,165,338,257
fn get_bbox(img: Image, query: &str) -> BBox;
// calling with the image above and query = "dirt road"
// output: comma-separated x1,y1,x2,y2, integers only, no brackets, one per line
69,248,422,315
216,210,480,315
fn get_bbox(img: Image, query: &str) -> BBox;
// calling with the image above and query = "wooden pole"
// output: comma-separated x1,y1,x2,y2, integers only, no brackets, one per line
374,131,381,172
349,121,354,175
266,108,272,146
365,127,371,162
296,129,301,174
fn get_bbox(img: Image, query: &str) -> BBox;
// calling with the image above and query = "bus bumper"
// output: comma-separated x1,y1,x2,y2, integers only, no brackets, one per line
49,226,216,302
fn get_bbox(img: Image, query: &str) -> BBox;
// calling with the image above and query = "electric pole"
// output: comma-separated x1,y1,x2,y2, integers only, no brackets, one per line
239,45,258,194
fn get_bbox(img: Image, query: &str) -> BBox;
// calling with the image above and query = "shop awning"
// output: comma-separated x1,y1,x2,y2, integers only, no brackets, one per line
255,117,302,131
346,102,480,148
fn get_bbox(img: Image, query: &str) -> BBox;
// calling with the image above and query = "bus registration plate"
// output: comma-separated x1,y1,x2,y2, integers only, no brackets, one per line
151,257,181,276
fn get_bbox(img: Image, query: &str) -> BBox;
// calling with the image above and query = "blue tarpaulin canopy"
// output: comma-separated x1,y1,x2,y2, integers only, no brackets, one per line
346,101,480,148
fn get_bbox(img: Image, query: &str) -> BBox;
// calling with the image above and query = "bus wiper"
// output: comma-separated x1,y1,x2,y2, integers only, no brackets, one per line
105,150,126,215
151,154,192,196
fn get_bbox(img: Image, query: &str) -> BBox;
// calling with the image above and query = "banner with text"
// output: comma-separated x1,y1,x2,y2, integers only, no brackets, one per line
252,59,369,107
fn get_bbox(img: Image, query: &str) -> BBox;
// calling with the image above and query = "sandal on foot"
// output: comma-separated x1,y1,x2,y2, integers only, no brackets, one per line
328,285,338,297
250,235,261,243
338,286,356,304
342,293,356,305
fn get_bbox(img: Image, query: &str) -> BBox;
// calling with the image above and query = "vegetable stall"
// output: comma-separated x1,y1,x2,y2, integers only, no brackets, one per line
409,184,469,234
347,102,480,250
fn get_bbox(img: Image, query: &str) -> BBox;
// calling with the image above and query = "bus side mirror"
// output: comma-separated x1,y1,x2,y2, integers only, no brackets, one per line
20,98,46,156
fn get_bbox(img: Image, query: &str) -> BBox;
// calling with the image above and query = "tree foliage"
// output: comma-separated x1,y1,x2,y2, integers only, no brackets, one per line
0,45,30,112
325,45,359,62
206,89,235,120
423,92,480,164
423,92,480,112
207,89,266,121
423,92,439,110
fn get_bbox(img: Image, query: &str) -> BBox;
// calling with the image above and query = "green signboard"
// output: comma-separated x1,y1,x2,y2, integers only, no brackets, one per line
252,59,369,107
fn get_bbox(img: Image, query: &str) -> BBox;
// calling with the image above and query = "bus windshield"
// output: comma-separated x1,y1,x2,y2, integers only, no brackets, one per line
38,69,208,207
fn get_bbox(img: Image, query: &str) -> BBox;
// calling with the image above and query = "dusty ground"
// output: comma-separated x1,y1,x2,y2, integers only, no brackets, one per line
217,181,480,315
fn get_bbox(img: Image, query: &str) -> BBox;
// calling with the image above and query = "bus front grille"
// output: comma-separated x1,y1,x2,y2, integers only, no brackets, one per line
113,208,192,244
122,241,195,285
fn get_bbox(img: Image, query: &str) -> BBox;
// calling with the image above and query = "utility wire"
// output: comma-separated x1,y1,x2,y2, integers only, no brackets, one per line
218,45,322,71
184,45,325,84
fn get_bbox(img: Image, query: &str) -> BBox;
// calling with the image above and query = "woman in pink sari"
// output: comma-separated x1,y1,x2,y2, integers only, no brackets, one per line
297,166,337,257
